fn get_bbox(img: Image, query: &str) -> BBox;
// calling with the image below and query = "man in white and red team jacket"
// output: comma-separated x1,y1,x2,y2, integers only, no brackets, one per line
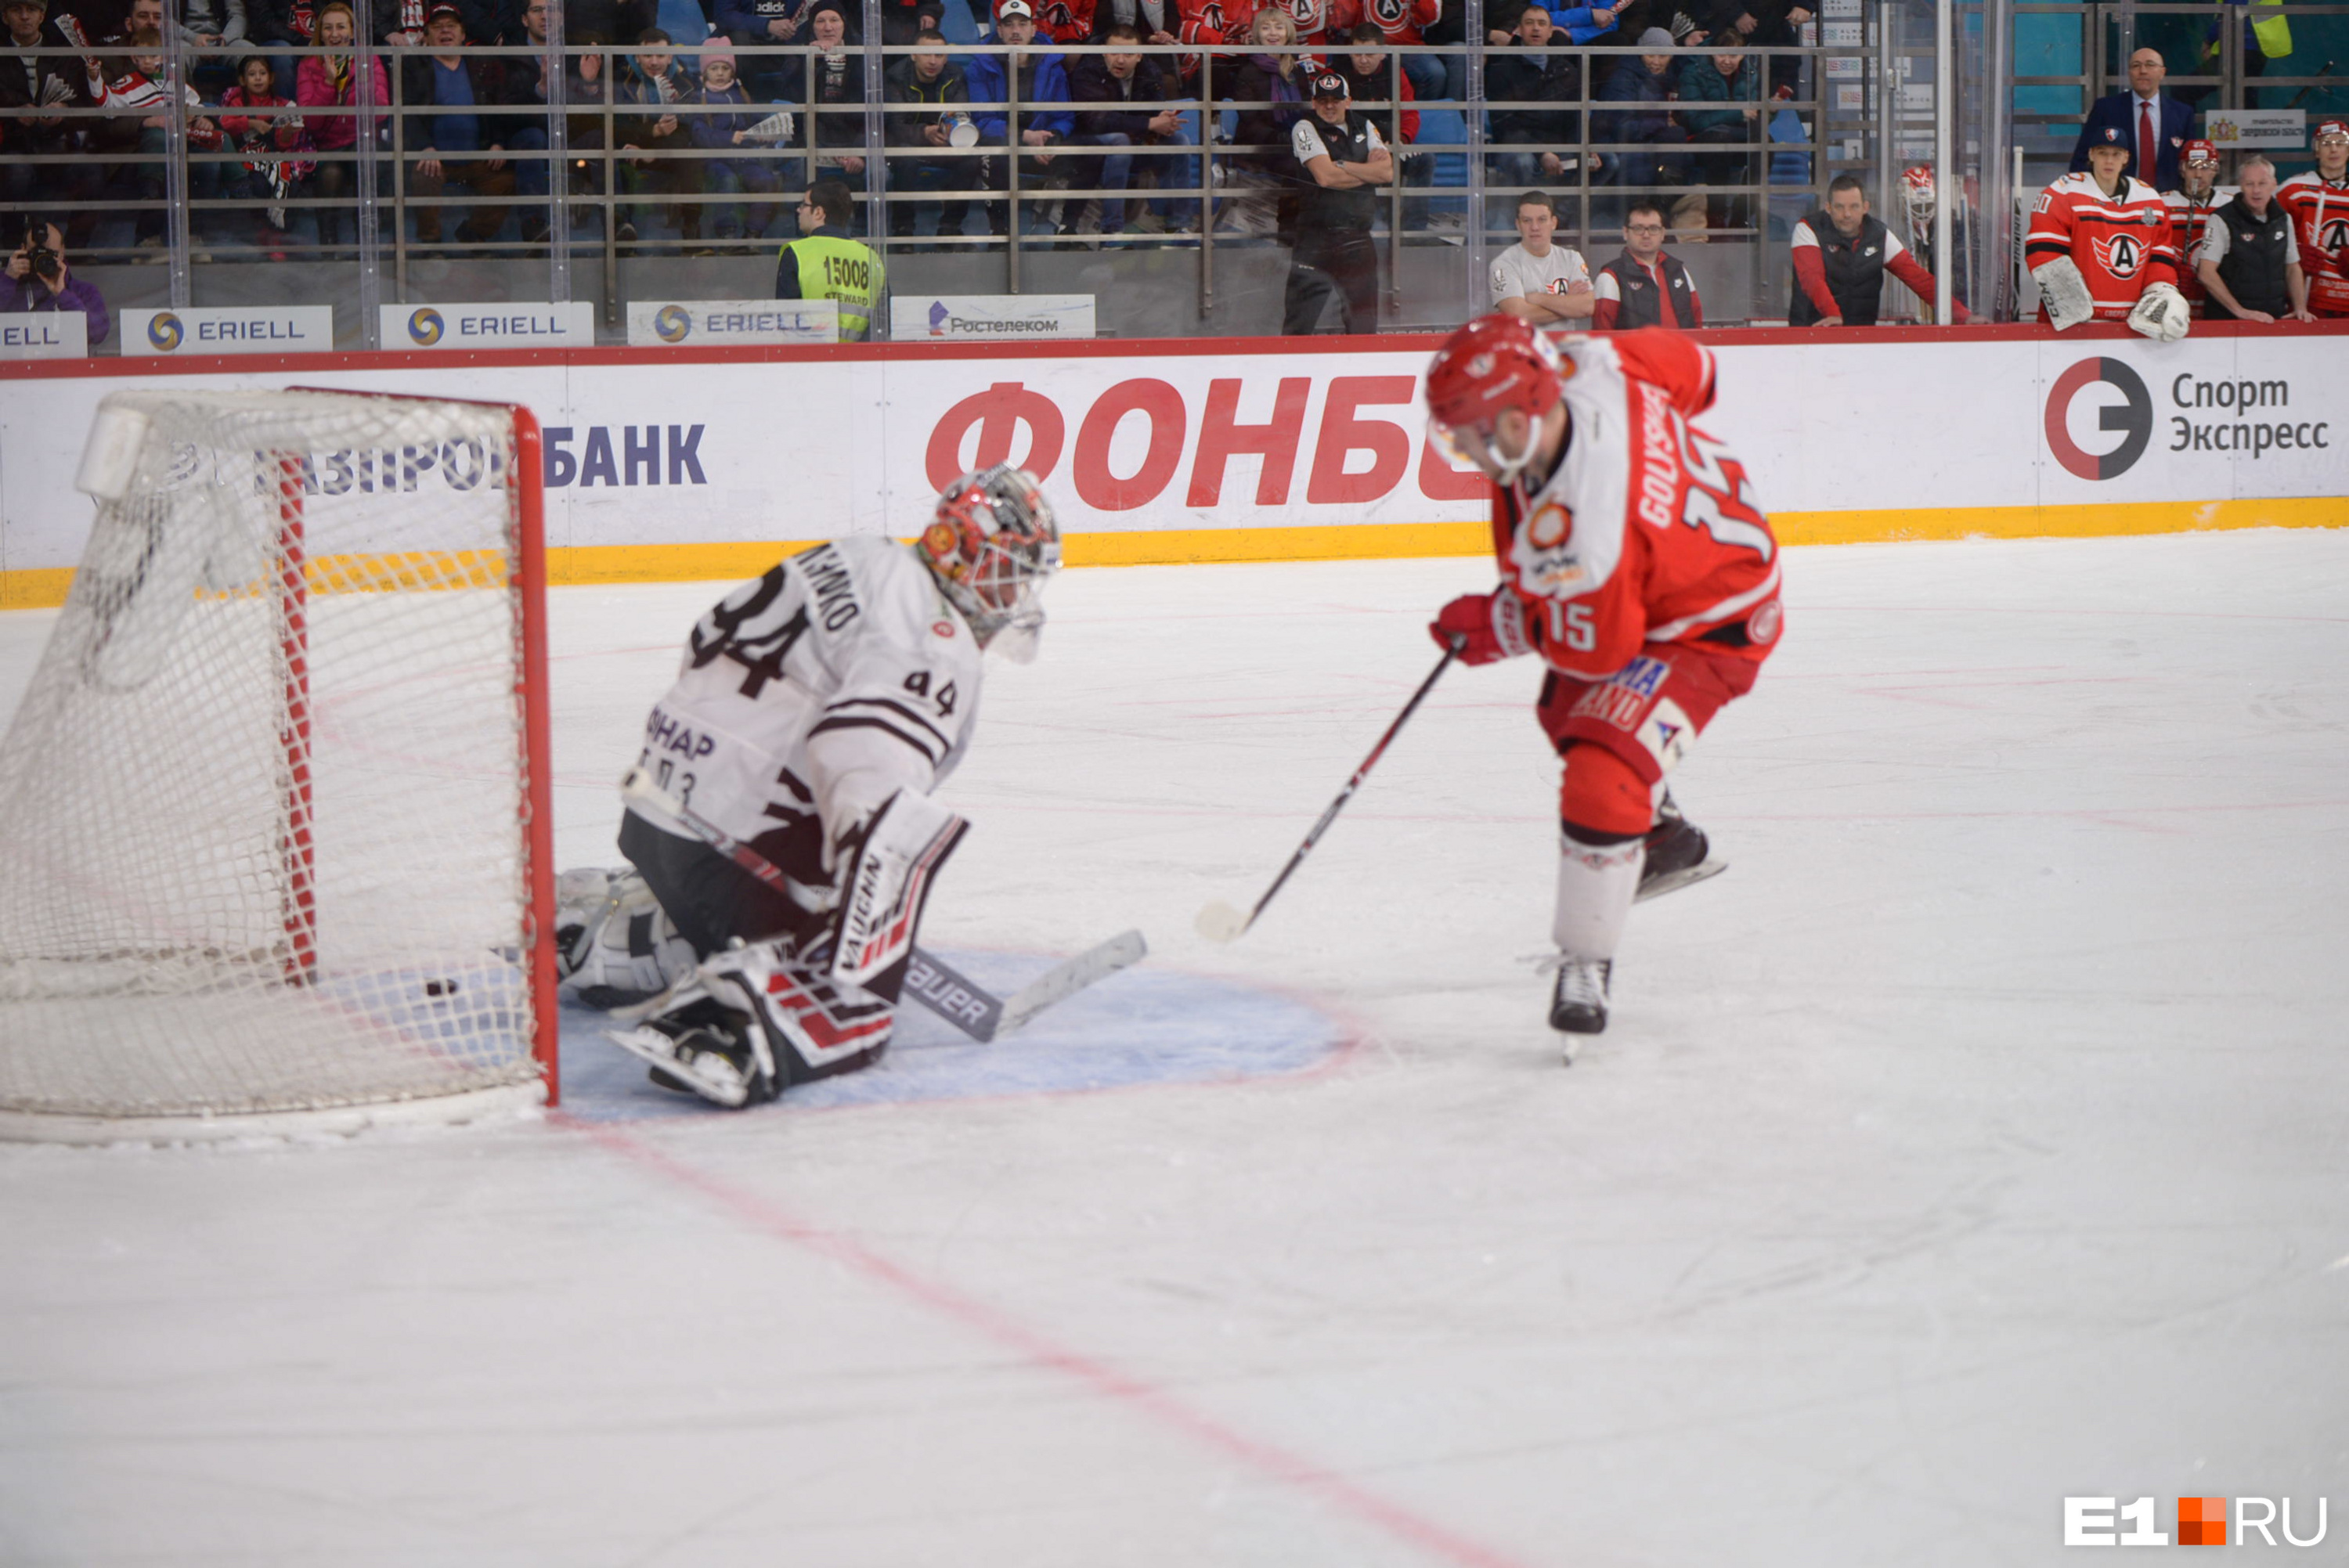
2027,123,2189,340
2276,118,2349,319
1423,317,1781,1053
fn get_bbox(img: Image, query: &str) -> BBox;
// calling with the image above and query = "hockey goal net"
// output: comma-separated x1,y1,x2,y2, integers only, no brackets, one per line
0,389,557,1140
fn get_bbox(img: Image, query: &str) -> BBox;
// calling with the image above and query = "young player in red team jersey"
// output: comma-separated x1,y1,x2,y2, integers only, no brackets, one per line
2275,119,2349,318
2027,124,2189,339
2162,139,2235,313
1423,317,1781,1052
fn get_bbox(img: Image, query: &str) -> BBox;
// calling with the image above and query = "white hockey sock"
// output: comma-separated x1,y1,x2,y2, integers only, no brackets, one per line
1553,830,1645,961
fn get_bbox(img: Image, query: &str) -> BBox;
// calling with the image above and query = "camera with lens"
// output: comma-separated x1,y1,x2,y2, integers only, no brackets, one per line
19,223,61,283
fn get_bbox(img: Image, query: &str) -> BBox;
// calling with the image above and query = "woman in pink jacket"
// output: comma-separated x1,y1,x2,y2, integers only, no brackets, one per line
295,0,388,251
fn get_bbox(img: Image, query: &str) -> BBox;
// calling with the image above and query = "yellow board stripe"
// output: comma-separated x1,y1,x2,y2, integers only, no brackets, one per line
4,500,2340,609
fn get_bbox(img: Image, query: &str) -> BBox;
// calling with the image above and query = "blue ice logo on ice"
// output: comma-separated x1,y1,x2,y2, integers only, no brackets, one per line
145,311,184,351
653,305,693,344
406,307,446,347
928,300,950,337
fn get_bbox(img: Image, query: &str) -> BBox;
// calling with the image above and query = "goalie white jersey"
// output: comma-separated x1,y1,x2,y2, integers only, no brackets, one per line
627,536,986,904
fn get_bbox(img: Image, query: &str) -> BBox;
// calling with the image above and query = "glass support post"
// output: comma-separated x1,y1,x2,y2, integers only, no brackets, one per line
355,0,383,345
1463,1,1488,321
162,23,191,308
546,2,571,305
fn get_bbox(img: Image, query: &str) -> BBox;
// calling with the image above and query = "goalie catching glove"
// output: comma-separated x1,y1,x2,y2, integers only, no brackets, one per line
2036,255,2097,332
2127,281,2192,343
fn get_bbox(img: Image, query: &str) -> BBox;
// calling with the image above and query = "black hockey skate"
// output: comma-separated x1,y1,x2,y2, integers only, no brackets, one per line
1549,957,1611,1040
606,997,780,1109
1635,805,1725,904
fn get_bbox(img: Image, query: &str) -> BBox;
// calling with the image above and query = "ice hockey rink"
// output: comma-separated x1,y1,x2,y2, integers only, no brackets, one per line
2,527,2346,1566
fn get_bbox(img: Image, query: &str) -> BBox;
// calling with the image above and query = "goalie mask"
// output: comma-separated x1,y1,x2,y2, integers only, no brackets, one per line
919,463,1062,661
1900,164,1936,226
1425,313,1571,489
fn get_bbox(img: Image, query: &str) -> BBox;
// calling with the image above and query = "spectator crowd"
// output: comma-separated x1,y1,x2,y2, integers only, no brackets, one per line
2,0,2342,341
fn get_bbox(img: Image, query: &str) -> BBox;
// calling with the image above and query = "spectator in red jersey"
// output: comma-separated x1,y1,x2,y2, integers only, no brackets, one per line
1592,199,1701,326
218,52,317,255
83,25,224,251
1788,172,1967,325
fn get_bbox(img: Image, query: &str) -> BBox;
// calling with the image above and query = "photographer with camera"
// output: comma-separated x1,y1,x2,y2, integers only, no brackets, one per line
2,221,110,348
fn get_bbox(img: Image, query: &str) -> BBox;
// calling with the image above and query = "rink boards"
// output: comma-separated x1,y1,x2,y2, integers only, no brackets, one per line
2,321,2344,607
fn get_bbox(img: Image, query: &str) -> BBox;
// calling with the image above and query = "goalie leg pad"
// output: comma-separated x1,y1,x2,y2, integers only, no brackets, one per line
554,867,698,1010
2035,254,2096,332
828,791,968,1000
702,940,894,1086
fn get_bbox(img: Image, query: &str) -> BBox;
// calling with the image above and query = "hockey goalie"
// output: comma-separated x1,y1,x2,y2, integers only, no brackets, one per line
2026,123,2190,341
1423,319,1780,1053
560,466,1062,1108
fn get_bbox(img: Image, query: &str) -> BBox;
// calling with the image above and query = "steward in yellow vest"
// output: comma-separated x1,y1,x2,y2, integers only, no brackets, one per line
775,179,886,341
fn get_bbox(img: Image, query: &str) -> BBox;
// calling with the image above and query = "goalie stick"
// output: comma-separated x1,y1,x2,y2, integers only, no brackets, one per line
616,767,1144,1042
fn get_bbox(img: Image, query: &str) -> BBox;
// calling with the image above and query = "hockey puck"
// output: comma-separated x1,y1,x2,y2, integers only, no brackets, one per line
424,978,460,998
1193,901,1248,944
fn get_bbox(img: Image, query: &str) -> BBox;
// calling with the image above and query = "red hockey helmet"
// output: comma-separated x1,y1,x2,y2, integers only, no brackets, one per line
1424,314,1571,485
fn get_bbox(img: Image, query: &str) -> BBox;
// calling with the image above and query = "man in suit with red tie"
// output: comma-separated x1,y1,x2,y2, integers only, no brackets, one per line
2069,47,2195,193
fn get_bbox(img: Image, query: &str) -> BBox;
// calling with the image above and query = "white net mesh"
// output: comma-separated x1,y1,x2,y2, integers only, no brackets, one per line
0,390,550,1127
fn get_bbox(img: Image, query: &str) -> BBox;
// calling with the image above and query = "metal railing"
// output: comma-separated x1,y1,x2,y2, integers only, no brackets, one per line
18,13,2262,341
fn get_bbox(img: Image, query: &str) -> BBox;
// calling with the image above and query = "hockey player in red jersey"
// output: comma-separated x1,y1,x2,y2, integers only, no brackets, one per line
2276,119,2349,318
2028,124,2189,339
2162,139,2235,312
1423,316,1781,1051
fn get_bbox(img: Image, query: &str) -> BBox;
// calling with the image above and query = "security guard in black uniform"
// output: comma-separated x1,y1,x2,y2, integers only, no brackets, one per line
776,179,888,341
1283,71,1392,335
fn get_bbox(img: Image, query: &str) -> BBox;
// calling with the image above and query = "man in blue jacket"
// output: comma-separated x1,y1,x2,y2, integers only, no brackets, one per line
964,0,1073,235
2069,46,2194,192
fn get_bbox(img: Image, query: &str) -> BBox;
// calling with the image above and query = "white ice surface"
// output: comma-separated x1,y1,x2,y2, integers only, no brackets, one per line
5,531,2349,1566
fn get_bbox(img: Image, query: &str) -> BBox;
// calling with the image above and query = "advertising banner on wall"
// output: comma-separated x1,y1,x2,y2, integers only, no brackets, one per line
124,305,336,356
2,330,2342,600
889,295,1095,340
625,299,839,347
0,311,88,359
377,301,597,351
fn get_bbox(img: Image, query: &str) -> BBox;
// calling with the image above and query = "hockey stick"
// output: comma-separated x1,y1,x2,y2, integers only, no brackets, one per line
1196,637,1462,943
616,767,1144,1042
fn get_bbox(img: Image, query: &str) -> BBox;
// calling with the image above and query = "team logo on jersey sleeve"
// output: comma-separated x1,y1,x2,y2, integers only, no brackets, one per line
2091,232,2145,278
